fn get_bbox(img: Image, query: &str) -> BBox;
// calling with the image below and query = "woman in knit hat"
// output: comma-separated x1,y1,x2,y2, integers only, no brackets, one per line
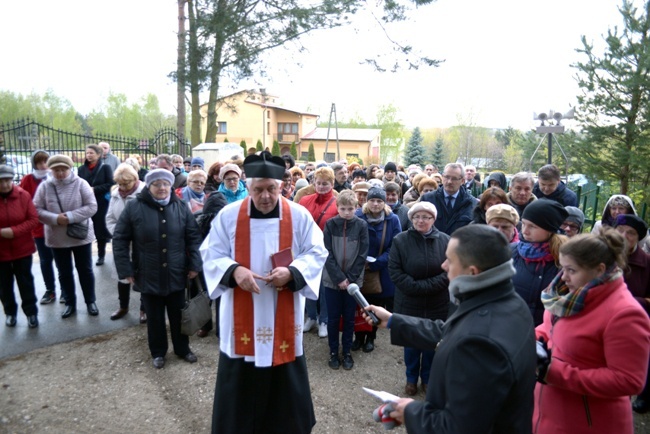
33,154,99,319
389,201,449,396
352,186,402,353
511,199,568,326
112,168,203,369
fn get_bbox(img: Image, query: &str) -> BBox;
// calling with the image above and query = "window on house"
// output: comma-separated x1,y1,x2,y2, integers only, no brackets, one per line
301,152,309,160
217,122,227,134
277,123,299,134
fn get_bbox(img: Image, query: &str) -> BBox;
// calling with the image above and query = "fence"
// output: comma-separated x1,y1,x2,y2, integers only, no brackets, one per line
0,118,188,182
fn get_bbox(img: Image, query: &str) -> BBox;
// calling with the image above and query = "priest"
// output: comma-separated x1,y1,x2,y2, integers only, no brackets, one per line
200,151,327,434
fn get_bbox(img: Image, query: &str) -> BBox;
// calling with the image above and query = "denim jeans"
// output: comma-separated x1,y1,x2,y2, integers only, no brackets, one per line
324,287,356,354
305,282,327,324
404,347,435,385
0,255,38,316
34,237,56,293
52,243,96,307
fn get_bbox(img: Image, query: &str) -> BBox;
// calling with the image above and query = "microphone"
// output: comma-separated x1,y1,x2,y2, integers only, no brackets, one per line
347,283,380,325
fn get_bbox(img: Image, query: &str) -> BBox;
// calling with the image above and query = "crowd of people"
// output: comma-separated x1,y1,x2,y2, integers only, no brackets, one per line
1,144,650,434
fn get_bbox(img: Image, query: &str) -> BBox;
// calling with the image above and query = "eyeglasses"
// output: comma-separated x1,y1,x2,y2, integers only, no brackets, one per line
442,175,463,181
190,181,205,185
562,223,580,231
150,182,170,188
412,215,434,221
224,177,239,183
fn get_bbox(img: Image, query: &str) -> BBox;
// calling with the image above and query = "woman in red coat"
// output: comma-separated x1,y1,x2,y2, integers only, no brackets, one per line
0,165,40,328
533,228,650,434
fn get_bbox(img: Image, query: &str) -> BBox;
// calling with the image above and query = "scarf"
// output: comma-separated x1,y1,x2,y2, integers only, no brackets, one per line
366,210,385,225
118,180,140,199
154,196,171,206
33,169,48,180
87,162,97,171
182,186,205,203
449,260,517,303
517,241,554,264
541,266,622,318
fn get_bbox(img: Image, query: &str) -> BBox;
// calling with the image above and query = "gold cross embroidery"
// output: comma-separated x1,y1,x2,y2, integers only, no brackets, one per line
280,341,289,353
240,333,251,345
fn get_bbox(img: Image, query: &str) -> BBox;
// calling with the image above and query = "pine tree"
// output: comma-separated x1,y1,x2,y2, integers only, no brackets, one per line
432,136,445,169
404,127,426,167
240,140,247,155
308,142,316,162
256,139,263,152
290,142,298,159
271,140,280,156
223,137,229,142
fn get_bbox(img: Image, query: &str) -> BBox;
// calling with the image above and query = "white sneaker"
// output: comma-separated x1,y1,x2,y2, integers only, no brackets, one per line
303,318,317,333
318,323,328,338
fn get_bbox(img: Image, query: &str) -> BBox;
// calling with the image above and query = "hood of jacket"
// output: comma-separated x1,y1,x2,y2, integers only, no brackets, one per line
449,259,516,303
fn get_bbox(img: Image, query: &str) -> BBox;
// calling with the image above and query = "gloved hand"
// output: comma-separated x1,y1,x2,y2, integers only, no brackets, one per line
536,337,551,384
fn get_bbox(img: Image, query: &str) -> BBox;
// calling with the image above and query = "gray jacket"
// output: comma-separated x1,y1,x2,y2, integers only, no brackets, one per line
322,215,368,288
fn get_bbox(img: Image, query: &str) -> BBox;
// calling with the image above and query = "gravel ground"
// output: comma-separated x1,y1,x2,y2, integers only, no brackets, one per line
1,324,649,433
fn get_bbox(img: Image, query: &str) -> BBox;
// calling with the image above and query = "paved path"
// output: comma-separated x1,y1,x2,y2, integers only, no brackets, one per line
0,244,143,360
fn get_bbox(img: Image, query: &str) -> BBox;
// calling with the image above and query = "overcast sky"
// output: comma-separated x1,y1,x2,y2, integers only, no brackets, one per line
1,0,637,131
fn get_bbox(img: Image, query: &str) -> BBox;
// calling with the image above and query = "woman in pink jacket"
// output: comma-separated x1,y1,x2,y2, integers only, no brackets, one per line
533,228,650,434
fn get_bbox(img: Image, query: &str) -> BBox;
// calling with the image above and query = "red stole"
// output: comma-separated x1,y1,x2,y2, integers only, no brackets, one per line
233,197,296,366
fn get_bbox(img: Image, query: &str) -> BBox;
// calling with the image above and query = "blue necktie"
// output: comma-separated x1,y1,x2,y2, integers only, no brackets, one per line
446,195,453,210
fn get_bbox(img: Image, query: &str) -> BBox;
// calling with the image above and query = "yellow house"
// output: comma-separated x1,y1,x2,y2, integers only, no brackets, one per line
200,90,381,163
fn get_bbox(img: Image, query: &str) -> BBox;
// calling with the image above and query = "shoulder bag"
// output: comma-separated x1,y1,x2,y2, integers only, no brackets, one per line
362,221,387,295
51,184,90,240
181,276,213,336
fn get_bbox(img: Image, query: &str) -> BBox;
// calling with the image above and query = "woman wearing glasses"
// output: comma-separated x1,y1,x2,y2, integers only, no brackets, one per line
217,163,248,204
175,169,208,213
105,164,146,322
113,169,203,369
388,201,450,396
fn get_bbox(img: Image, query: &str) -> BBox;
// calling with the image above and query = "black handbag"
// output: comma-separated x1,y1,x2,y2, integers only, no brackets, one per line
181,277,212,336
51,184,90,240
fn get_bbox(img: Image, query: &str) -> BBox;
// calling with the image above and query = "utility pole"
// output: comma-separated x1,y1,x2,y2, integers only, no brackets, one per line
324,103,340,162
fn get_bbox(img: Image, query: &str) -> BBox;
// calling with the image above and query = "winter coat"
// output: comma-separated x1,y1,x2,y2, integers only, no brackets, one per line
507,191,537,217
402,187,419,206
0,186,39,261
112,187,203,296
534,277,650,434
322,215,369,288
218,180,248,204
34,172,97,248
77,159,114,240
355,205,401,298
101,153,121,172
420,187,477,236
486,172,507,189
623,246,650,314
105,181,145,235
470,204,487,225
591,194,637,235
19,173,47,238
333,180,351,193
299,190,339,231
195,191,227,239
389,227,449,319
390,202,411,231
172,167,187,189
532,181,578,207
391,275,536,434
511,243,559,326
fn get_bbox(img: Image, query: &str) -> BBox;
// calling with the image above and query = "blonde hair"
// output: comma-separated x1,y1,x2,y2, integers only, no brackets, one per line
313,167,335,184
290,166,305,179
337,190,358,207
113,163,138,183
187,169,207,183
417,178,439,194
549,233,569,263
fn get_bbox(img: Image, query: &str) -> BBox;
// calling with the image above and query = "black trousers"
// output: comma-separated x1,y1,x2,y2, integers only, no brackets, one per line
141,291,190,358
0,255,38,317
